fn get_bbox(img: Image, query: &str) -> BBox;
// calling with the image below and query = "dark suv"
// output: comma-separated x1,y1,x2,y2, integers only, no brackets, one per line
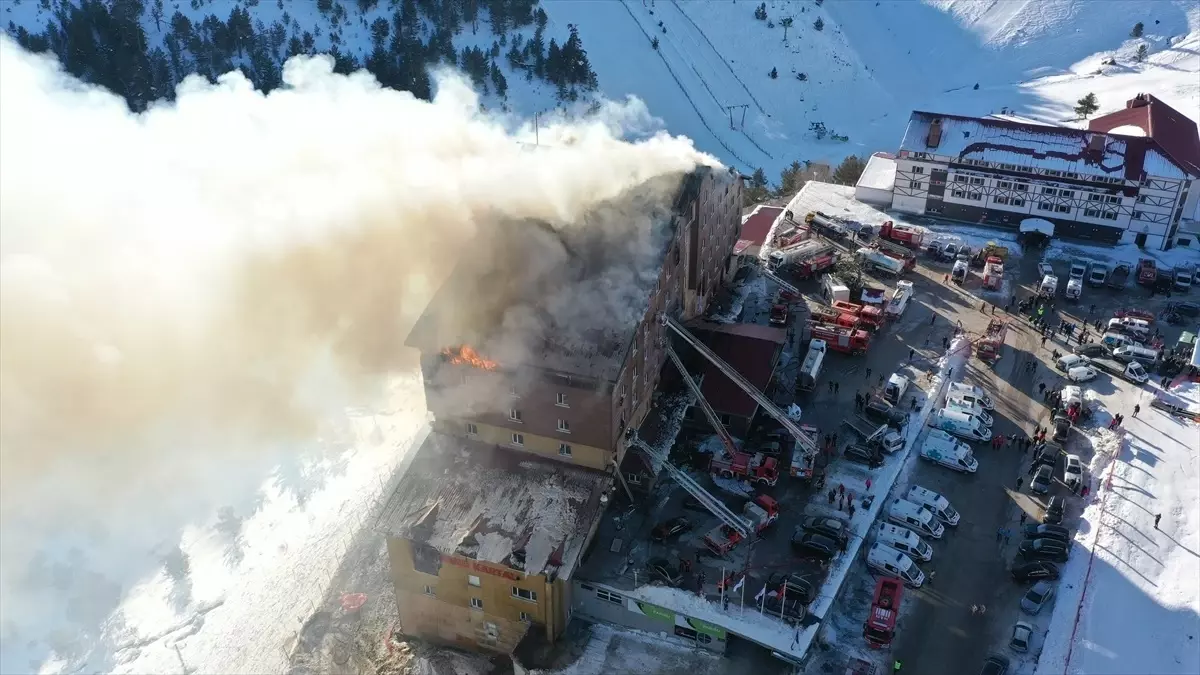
765,572,817,605
801,516,849,546
864,398,908,431
790,531,839,561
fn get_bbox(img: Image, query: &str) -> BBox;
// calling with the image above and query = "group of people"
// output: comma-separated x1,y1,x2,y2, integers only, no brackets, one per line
825,483,857,518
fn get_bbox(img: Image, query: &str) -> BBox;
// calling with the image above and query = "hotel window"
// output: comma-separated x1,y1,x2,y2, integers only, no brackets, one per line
466,423,478,435
1088,194,1102,202
1133,210,1145,220
1102,211,1118,221
1085,208,1100,218
556,392,569,407
1011,199,1025,207
953,175,967,183
1137,195,1147,203
952,189,966,199
468,575,482,587
596,589,623,604
998,181,1013,189
424,585,436,596
559,443,572,457
512,587,538,602
520,612,532,623
470,597,484,610
1058,190,1074,198
509,409,522,422
970,177,984,186
511,433,524,446
968,192,982,201
1055,205,1071,213
1015,183,1028,192
626,472,643,485
557,419,571,433
1041,187,1056,195
912,166,925,174
909,181,923,189
994,196,1010,205
1038,202,1054,211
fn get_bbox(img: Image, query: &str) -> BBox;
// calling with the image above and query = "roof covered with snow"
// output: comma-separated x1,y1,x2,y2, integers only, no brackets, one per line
856,154,897,191
900,111,1192,181
375,433,612,579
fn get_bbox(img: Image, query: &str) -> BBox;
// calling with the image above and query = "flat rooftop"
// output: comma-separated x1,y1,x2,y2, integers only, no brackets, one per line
405,170,717,381
375,433,612,579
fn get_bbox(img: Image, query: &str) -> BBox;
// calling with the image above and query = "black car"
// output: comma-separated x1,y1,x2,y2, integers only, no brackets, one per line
1052,415,1071,443
761,593,808,624
1073,343,1111,358
980,655,1010,675
1044,495,1066,525
765,572,818,605
647,558,684,586
844,443,884,468
1023,523,1070,543
1019,538,1069,563
1031,465,1053,494
801,516,850,546
1011,561,1060,583
863,398,908,432
790,531,839,561
651,517,693,542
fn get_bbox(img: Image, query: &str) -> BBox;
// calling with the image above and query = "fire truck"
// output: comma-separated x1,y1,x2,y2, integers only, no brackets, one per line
832,300,884,329
863,577,902,648
983,256,1005,290
703,495,781,555
791,247,838,280
1137,258,1158,286
811,305,860,329
709,451,779,486
809,322,871,355
976,319,1007,364
877,220,927,249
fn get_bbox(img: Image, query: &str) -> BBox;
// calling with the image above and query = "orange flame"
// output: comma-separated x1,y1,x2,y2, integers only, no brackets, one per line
442,345,500,371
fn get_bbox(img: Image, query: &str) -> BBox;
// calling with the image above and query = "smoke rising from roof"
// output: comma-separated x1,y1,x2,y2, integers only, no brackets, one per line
0,35,716,668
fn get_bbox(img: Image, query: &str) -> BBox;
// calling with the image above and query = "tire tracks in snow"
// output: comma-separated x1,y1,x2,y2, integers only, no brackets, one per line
669,0,767,114
617,0,756,171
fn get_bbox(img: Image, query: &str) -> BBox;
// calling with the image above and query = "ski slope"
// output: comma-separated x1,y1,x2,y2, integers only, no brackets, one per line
1036,382,1200,675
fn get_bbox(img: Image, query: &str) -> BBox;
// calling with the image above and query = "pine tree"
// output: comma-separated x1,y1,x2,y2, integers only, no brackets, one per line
832,155,867,185
490,60,508,98
754,3,767,20
780,17,793,41
813,17,824,31
1130,22,1144,38
1136,44,1148,62
777,160,804,196
769,66,778,79
1074,93,1100,119
370,17,389,49
651,36,659,49
745,168,772,205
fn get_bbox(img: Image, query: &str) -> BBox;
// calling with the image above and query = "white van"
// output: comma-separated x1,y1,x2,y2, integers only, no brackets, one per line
920,429,978,473
883,374,909,406
945,394,993,426
1056,353,1091,371
1107,317,1150,338
876,522,933,562
948,383,994,411
867,543,926,588
906,486,960,526
931,408,992,442
821,275,850,304
1101,332,1136,350
887,498,945,539
1112,344,1160,366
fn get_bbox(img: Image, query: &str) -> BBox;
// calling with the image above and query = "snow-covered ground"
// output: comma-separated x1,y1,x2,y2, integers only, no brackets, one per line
1036,379,1200,675
519,624,723,675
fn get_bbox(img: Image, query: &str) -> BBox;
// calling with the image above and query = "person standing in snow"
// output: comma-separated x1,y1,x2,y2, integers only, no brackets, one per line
1133,404,1141,417
1154,513,1162,529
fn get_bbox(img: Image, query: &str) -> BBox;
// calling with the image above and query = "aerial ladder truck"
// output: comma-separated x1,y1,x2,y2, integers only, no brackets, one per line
661,315,821,480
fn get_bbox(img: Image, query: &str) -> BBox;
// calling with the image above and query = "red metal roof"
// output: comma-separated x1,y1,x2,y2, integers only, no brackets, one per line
1088,94,1200,177
693,323,786,419
739,206,784,248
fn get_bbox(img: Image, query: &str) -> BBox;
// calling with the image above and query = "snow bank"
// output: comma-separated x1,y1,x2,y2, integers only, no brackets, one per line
520,623,720,675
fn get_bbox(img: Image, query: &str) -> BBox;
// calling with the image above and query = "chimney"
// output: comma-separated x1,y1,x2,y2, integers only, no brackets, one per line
1130,93,1151,109
926,118,943,149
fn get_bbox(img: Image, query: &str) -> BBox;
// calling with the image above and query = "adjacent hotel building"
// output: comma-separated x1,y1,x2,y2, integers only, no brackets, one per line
875,94,1200,250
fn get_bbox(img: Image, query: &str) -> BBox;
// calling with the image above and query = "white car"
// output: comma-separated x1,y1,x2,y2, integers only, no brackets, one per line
1064,454,1083,491
1067,365,1098,383
1010,621,1034,653
1038,262,1055,278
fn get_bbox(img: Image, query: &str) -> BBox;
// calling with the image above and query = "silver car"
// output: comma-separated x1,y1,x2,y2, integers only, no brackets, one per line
1010,621,1034,652
1021,580,1055,614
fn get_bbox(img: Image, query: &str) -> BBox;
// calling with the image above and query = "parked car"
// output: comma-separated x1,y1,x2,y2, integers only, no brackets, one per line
844,443,884,468
1010,621,1034,652
1021,580,1056,614
1011,561,1060,583
1023,523,1070,544
1073,343,1110,358
864,398,909,431
801,516,850,546
765,572,817,605
1052,415,1071,443
980,655,1010,675
651,517,693,542
1056,354,1091,371
1044,495,1066,525
1037,262,1055,278
1063,454,1084,492
1067,365,1098,382
790,531,840,561
1020,538,1069,563
1031,465,1053,494
647,558,684,586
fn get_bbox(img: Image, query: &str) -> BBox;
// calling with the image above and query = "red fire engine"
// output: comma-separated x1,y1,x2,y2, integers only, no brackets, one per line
832,300,884,329
877,220,926,249
809,322,871,355
983,256,1004,290
863,577,902,648
1137,258,1158,286
976,318,1007,364
812,305,861,329
703,495,780,555
709,451,778,486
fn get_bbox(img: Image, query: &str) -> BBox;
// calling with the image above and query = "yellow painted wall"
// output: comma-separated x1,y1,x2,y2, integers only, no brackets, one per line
386,537,568,652
435,418,612,471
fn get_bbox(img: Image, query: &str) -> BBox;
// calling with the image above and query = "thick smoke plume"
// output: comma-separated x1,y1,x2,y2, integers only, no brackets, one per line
0,34,715,667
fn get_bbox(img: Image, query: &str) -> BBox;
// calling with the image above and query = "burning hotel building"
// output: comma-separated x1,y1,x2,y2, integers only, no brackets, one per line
375,166,743,653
